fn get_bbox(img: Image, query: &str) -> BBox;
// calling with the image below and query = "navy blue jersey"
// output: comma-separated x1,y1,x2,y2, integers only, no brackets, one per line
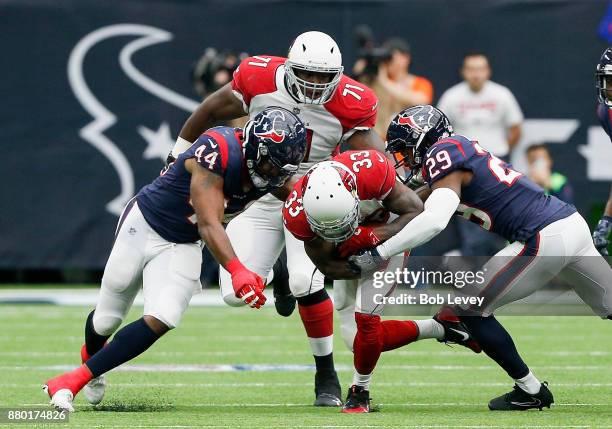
136,126,267,243
597,102,612,140
422,135,576,243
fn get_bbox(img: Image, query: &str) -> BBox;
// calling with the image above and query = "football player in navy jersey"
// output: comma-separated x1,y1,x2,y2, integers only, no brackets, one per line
42,107,307,412
350,105,612,411
593,47,612,256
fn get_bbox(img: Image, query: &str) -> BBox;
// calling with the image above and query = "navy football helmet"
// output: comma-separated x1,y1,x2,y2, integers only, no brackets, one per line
386,105,453,181
596,47,612,106
244,107,307,191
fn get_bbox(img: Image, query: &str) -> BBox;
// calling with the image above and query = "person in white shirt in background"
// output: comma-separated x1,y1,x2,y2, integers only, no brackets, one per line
437,52,524,257
438,52,523,160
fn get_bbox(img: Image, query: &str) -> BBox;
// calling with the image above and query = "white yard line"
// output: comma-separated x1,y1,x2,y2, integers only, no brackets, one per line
1,350,611,357
5,381,612,388
13,402,612,408
6,425,608,429
1,363,610,372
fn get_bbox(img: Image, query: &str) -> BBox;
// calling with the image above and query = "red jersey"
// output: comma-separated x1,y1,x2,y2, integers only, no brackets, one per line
231,55,379,175
283,150,397,241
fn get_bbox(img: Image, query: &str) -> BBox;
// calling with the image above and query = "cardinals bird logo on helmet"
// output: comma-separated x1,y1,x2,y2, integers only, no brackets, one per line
301,161,360,243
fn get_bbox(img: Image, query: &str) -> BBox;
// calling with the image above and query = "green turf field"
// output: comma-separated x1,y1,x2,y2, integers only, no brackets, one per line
1,303,611,428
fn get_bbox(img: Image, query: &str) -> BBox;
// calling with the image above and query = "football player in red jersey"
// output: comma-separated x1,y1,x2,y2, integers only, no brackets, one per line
283,150,479,413
169,31,386,405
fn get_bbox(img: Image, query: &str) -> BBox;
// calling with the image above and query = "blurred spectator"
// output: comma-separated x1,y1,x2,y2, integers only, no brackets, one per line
356,38,433,137
436,53,523,258
438,52,523,159
526,144,574,204
192,48,248,129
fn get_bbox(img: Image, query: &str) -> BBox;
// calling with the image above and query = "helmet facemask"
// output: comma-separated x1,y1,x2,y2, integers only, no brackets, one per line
387,128,428,184
385,105,453,184
285,62,343,105
244,120,300,191
596,68,612,107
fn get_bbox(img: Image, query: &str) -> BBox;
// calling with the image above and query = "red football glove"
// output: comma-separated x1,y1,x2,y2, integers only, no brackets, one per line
338,226,382,258
226,258,266,309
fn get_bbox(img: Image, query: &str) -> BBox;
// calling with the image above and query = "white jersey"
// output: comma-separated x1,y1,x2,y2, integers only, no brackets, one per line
437,80,523,157
231,55,378,175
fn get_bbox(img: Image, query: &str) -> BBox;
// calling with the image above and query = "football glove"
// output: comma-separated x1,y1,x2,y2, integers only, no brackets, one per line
407,169,425,190
338,226,382,258
348,247,387,274
227,258,267,309
593,216,612,256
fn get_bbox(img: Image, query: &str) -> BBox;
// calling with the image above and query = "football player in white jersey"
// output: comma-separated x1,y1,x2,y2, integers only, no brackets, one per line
169,31,385,406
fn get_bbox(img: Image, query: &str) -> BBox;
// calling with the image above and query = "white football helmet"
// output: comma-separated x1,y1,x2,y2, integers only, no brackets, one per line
285,31,343,105
302,161,359,243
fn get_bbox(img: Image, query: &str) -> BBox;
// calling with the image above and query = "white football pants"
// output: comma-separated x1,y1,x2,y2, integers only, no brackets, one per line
219,195,325,305
475,212,612,317
92,201,202,335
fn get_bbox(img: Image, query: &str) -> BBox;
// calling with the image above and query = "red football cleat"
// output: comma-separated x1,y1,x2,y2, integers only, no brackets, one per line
341,385,371,413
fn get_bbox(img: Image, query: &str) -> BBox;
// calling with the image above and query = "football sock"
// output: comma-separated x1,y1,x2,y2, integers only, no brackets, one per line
51,364,93,396
381,319,419,351
85,317,159,378
297,290,334,362
352,371,372,391
314,353,335,372
514,370,542,395
460,315,529,379
84,310,110,357
353,313,383,376
414,318,445,340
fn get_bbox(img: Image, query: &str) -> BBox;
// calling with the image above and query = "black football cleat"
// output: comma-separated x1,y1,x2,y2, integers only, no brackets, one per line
434,306,482,353
271,258,295,317
488,382,554,411
314,369,342,407
341,385,371,413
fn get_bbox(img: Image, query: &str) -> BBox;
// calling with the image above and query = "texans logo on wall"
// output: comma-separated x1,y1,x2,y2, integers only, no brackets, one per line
68,24,201,216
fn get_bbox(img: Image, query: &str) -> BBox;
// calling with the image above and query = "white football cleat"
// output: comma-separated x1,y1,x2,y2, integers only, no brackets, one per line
82,375,106,405
44,386,75,412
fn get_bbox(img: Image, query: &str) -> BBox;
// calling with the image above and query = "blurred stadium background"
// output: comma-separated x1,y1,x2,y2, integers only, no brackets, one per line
2,0,611,283
2,1,612,426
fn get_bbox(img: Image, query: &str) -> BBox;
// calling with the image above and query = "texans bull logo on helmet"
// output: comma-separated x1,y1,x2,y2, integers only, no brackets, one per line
253,108,288,144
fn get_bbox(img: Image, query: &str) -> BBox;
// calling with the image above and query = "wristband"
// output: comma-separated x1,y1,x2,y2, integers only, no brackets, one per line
171,136,194,158
226,257,247,275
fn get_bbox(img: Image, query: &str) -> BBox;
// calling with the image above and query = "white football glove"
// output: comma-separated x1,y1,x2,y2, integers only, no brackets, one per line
407,170,425,190
348,248,387,274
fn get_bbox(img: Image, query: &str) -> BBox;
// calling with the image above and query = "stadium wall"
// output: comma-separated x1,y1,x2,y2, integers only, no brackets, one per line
2,0,610,268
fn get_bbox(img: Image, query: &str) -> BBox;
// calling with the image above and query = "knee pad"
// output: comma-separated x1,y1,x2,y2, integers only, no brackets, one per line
355,313,383,346
289,269,324,298
288,271,315,298
92,312,123,336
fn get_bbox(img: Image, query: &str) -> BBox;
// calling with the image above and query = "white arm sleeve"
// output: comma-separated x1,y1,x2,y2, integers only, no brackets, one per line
171,136,195,158
376,187,460,259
